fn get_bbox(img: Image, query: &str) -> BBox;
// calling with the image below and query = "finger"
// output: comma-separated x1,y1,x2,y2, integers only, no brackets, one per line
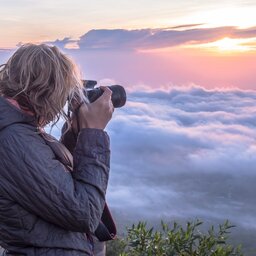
91,87,111,105
100,86,112,101
109,101,114,113
100,86,112,93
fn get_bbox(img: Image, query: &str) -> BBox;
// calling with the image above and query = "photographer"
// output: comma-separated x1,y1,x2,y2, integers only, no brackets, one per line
0,44,115,255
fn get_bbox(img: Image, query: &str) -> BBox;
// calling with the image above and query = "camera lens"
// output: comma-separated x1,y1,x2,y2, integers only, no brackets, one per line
86,85,126,108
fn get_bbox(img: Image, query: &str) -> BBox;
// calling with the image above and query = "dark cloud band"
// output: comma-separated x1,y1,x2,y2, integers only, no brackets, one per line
47,26,256,50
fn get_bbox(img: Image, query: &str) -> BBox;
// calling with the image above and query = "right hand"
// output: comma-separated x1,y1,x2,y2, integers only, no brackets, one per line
73,87,114,131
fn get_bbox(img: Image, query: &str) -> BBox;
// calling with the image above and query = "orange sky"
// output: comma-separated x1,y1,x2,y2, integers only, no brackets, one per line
0,0,256,89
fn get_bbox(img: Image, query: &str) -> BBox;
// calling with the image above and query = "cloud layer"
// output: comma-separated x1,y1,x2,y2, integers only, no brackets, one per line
50,85,256,241
45,84,256,253
88,85,256,251
47,26,256,50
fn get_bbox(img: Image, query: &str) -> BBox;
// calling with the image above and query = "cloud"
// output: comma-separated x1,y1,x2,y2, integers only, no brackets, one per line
103,85,256,242
0,48,13,52
234,26,256,39
49,84,256,251
168,23,205,29
0,49,14,64
47,26,256,51
44,37,76,49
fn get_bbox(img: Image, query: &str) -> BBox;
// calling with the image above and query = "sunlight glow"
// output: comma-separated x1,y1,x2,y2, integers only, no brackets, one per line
211,38,251,52
186,37,256,54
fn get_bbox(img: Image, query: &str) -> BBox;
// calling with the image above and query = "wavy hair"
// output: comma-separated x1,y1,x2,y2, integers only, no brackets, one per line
0,43,86,127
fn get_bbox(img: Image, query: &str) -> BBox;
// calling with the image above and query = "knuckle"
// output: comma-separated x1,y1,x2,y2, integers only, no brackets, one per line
105,88,112,94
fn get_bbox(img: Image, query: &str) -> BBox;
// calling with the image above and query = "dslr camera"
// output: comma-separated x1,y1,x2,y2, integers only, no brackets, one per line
83,80,126,108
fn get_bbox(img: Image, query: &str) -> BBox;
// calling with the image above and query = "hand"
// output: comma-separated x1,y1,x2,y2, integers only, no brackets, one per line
72,86,114,131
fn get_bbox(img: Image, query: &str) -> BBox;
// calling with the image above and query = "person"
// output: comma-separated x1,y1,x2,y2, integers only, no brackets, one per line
0,44,115,255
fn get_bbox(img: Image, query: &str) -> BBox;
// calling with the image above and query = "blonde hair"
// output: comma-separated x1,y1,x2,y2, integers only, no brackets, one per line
0,43,86,127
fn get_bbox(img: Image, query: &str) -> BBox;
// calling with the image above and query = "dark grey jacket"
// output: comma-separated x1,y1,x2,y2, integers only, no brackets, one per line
0,96,110,255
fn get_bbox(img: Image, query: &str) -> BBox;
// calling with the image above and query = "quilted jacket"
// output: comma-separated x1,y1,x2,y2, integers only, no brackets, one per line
0,96,110,255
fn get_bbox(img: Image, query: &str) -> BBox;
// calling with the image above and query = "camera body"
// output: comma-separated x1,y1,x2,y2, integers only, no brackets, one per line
83,80,126,108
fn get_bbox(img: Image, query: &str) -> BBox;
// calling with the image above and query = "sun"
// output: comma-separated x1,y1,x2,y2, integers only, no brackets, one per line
212,37,248,52
195,37,255,53
184,37,256,54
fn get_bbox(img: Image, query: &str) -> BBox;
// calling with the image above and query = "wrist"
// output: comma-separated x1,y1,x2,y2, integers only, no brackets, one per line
79,120,105,130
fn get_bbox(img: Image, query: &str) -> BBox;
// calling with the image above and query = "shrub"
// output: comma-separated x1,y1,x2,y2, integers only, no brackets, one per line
106,220,243,256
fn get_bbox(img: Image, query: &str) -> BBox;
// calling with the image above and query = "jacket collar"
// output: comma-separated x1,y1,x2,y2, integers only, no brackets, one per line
0,96,37,132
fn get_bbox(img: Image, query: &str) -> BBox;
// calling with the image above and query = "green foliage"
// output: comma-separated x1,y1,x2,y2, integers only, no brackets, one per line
106,238,127,256
106,220,243,256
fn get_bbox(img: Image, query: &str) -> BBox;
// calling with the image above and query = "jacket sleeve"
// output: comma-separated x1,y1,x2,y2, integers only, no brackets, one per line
0,127,110,233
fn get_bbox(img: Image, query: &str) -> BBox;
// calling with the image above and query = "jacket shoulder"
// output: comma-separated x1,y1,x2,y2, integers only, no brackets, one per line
0,123,56,169
0,123,38,141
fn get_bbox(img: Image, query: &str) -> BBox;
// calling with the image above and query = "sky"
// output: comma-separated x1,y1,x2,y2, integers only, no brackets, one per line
1,0,256,88
1,0,256,253
1,0,256,48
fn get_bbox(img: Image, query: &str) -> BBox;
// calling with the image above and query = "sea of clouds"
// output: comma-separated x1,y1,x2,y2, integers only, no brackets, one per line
100,84,256,252
51,85,256,241
105,85,256,223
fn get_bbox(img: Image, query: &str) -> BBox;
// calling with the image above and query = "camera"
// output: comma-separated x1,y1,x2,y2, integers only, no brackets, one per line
83,80,126,108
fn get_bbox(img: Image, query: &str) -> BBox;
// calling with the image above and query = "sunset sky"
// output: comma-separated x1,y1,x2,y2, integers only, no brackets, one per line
1,0,256,48
1,0,256,89
1,0,256,253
